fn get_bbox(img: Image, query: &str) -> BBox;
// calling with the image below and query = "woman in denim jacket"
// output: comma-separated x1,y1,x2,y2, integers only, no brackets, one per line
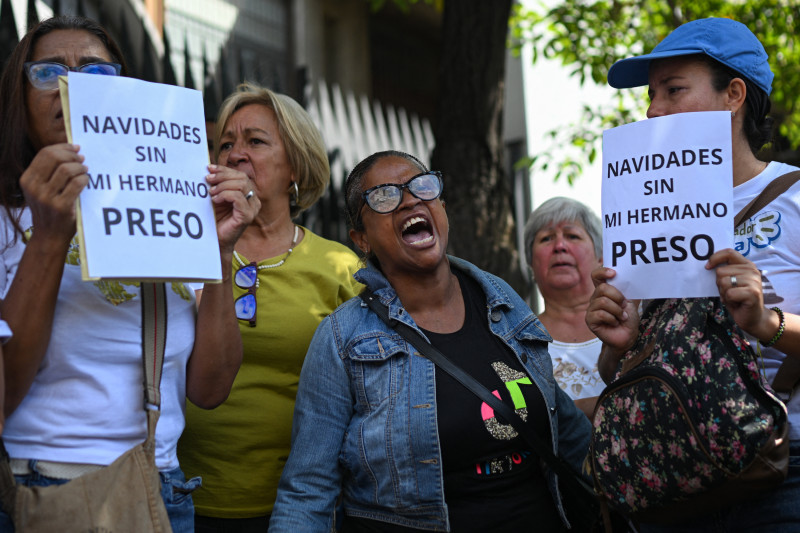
269,151,591,532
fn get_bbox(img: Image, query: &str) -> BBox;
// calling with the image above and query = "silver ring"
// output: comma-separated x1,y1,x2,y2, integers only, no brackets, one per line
730,275,738,288
245,190,254,200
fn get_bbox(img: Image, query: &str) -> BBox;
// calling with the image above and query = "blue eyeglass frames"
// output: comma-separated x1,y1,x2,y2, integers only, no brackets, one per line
24,61,122,91
361,171,443,214
234,263,258,327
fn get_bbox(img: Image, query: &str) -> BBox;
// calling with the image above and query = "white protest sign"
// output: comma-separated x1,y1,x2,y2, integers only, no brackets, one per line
64,72,221,281
601,111,733,298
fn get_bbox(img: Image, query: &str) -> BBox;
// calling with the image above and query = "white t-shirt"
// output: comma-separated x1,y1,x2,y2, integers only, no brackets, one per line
0,208,199,470
734,161,800,440
0,319,10,341
550,337,605,400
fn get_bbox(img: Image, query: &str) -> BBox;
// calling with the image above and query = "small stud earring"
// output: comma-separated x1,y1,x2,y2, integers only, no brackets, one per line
731,110,736,118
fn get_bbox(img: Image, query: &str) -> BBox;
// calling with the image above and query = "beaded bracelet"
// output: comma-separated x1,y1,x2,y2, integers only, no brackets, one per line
762,307,785,348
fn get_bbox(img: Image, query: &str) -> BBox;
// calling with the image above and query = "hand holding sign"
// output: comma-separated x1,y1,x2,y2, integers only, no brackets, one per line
587,267,640,350
63,72,224,281
601,111,734,298
706,248,773,338
586,265,642,382
19,143,89,245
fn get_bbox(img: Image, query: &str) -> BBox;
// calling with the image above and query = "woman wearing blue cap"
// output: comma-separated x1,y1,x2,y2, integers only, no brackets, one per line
587,17,800,532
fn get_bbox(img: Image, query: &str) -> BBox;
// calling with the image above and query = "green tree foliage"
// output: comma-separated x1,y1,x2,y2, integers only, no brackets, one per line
510,1,800,184
367,0,525,291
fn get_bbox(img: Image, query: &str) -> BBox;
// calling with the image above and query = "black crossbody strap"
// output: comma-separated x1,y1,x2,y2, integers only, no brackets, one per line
359,289,593,494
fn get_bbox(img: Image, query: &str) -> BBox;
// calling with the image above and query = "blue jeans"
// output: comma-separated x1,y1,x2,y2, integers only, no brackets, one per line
641,441,800,533
0,462,200,533
160,467,202,533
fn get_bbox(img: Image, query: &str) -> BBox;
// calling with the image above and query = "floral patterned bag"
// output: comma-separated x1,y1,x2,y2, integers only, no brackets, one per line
590,298,788,524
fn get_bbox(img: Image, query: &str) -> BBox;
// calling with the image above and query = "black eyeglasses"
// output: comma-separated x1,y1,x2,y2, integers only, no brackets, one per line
362,171,443,214
234,262,258,327
24,61,122,91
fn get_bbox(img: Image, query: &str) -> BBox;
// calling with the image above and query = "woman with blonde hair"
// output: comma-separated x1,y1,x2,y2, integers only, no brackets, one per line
178,83,363,531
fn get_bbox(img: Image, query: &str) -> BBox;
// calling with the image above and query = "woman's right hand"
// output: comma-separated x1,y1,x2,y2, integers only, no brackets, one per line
586,266,640,382
586,266,638,349
20,143,88,243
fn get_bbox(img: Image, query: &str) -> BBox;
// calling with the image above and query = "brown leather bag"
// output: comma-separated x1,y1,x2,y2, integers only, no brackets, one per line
0,283,172,533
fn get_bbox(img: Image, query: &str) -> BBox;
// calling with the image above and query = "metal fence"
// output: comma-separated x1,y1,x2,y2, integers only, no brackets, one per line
297,80,436,244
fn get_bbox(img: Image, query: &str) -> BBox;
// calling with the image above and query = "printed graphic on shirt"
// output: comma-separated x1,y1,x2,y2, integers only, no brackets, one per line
735,209,781,256
24,226,194,305
733,212,786,305
553,358,602,398
481,361,532,440
474,361,537,476
761,272,784,305
475,449,533,476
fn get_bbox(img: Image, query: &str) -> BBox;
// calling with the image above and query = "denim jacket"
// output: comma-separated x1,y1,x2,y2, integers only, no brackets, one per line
268,257,591,532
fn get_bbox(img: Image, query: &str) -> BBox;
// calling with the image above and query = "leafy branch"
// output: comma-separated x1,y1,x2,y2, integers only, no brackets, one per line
511,0,800,182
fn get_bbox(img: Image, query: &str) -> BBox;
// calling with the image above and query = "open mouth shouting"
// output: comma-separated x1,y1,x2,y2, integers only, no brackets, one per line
401,216,434,246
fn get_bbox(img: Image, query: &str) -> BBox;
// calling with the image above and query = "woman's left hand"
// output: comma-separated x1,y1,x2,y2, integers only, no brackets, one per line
706,248,773,338
206,164,260,255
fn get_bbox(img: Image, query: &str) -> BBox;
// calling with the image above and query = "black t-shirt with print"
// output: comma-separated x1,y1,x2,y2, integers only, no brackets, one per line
342,269,563,533
430,269,561,532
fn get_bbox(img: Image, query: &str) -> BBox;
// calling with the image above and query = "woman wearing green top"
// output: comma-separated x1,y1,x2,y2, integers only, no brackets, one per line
178,83,363,531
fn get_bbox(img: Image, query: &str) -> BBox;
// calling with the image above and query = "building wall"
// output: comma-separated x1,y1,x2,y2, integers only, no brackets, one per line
164,0,291,114
1,0,529,245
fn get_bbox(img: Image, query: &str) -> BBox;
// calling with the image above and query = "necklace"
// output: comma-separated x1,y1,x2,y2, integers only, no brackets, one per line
233,225,299,288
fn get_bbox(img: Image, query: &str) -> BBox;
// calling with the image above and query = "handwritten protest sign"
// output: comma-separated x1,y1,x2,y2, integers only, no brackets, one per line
602,111,733,298
61,72,221,281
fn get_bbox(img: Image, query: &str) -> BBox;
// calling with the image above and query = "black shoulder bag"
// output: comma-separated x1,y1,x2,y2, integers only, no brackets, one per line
359,290,634,533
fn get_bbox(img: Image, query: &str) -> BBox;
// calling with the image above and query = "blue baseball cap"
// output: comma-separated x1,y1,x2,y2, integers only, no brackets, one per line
608,18,773,95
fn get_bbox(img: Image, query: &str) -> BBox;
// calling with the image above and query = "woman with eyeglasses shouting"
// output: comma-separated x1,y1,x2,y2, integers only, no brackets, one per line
0,16,258,533
176,82,363,532
268,151,591,532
